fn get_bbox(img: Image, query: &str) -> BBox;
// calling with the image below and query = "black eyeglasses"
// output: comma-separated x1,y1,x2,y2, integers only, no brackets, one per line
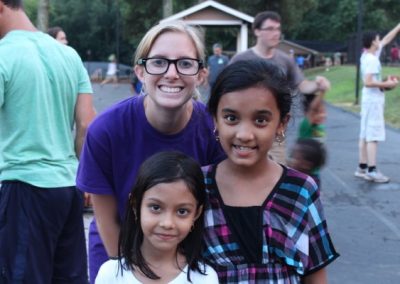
258,26,281,32
137,57,203,76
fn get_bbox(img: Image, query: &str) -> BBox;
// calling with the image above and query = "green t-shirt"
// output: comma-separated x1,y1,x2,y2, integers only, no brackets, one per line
298,117,325,141
0,31,92,187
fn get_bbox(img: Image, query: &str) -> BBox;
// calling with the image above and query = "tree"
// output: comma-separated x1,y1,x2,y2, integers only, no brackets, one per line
37,0,49,31
163,0,173,18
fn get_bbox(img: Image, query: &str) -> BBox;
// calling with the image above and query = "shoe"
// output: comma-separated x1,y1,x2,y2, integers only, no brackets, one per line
364,170,390,183
354,167,367,179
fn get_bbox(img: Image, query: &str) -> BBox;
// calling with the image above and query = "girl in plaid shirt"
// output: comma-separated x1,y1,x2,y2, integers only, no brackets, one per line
203,60,339,283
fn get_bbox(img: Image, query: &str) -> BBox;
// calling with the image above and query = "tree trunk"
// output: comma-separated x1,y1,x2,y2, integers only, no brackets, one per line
163,0,173,18
37,0,49,31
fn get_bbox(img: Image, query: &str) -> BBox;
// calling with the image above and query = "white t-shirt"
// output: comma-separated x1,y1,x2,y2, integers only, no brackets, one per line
95,259,219,284
106,62,117,76
360,45,384,104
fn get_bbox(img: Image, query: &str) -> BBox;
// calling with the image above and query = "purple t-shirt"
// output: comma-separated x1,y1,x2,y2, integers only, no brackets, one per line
77,95,225,217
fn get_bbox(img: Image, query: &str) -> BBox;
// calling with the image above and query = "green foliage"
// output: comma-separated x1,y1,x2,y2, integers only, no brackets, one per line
24,0,38,24
292,0,400,41
40,0,400,65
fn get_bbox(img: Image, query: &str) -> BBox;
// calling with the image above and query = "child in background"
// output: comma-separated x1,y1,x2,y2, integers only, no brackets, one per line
299,91,327,141
203,60,339,283
288,138,327,187
95,151,219,283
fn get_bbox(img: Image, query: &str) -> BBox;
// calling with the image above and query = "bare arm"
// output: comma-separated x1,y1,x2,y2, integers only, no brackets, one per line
364,73,399,89
306,90,325,121
92,194,120,258
381,23,400,47
74,93,96,158
303,268,328,284
299,76,331,94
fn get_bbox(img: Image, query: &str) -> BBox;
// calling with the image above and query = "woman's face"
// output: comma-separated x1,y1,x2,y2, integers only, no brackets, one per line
56,30,68,45
135,31,205,111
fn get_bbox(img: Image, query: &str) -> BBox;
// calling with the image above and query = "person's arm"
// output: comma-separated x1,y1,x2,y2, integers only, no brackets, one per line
92,194,120,258
299,76,331,94
74,93,96,158
364,73,399,89
306,91,325,122
381,23,400,47
303,268,328,284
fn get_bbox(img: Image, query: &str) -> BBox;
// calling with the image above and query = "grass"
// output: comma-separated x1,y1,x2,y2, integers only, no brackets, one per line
305,65,400,129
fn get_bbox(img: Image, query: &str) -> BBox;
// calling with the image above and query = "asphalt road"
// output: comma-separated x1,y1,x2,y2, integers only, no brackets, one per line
85,82,400,283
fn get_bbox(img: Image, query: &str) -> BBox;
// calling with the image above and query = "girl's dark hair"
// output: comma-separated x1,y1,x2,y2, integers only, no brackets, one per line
208,60,293,122
118,151,206,282
294,138,327,169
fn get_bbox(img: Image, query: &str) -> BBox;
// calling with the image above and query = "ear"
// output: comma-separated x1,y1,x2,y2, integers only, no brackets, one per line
196,67,207,87
277,113,290,134
213,116,217,126
134,65,145,82
193,205,203,221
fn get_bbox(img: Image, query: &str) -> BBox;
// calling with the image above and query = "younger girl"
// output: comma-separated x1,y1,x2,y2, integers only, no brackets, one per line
96,151,219,283
203,60,339,283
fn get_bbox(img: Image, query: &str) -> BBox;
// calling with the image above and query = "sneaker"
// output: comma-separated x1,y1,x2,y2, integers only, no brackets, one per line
354,167,367,179
364,170,390,183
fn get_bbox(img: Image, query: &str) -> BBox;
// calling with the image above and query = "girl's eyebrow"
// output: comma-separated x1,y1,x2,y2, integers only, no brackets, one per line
221,108,273,116
221,108,236,113
144,197,196,207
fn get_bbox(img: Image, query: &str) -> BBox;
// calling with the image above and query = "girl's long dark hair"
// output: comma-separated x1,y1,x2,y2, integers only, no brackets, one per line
118,151,207,282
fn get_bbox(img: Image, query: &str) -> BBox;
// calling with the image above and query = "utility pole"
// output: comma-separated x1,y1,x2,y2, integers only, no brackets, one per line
355,0,363,105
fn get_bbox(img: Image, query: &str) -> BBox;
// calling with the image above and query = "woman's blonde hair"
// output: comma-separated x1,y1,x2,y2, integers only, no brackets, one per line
134,21,205,65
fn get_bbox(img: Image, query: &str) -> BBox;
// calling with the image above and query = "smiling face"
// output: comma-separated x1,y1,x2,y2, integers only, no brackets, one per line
140,180,202,256
135,31,204,111
215,86,286,169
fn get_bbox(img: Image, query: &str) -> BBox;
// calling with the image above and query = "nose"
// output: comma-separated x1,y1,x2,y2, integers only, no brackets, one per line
235,123,254,141
159,212,175,229
164,62,179,78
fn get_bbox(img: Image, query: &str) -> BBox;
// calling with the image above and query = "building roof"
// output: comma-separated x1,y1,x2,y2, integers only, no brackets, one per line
279,40,319,55
160,0,254,25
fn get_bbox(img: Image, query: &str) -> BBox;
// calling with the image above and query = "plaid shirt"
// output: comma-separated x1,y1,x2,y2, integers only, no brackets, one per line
202,165,339,283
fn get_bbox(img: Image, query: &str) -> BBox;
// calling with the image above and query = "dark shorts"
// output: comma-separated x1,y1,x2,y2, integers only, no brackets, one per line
0,181,88,284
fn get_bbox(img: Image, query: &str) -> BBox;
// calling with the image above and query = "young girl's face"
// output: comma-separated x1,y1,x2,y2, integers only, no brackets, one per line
215,86,286,168
140,180,202,256
135,31,205,110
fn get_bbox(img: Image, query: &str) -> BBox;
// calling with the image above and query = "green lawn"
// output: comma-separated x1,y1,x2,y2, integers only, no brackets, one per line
305,65,400,128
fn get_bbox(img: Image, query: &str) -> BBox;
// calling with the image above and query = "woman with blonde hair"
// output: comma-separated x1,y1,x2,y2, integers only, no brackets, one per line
77,21,225,284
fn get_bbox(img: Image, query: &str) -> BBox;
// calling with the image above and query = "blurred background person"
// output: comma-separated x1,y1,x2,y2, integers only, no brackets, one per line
48,26,68,45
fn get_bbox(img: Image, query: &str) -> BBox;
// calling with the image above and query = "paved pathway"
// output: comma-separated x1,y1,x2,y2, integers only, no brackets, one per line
85,83,400,283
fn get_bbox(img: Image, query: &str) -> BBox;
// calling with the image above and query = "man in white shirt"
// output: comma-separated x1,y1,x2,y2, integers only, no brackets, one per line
354,24,400,183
